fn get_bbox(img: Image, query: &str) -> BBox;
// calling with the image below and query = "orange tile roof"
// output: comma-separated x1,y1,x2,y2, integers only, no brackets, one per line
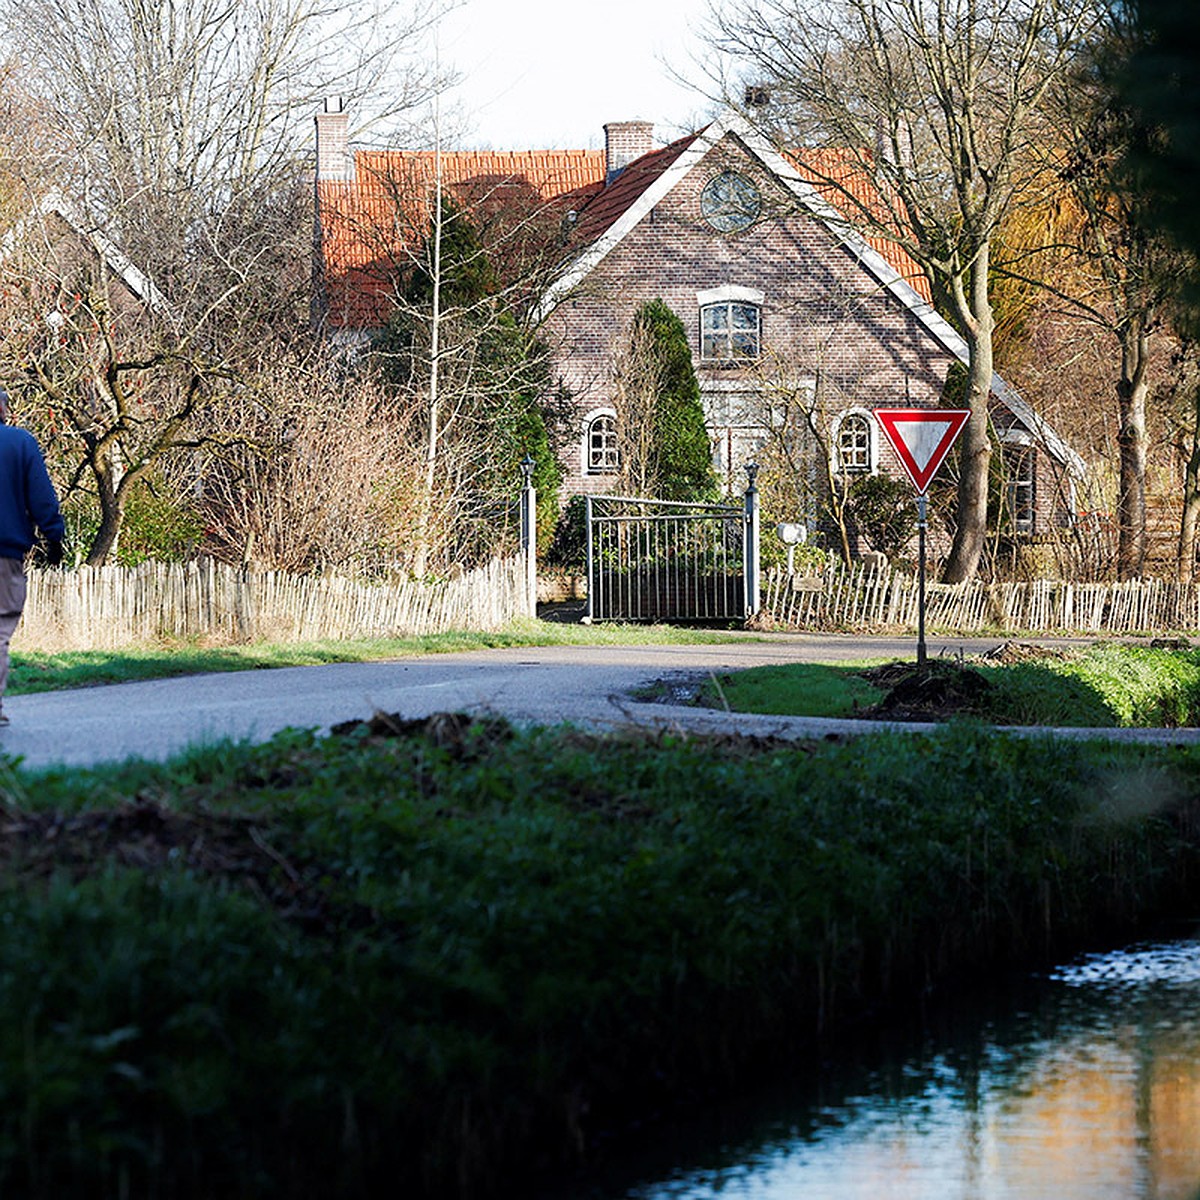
787,148,933,303
570,132,702,242
316,148,606,329
316,136,932,329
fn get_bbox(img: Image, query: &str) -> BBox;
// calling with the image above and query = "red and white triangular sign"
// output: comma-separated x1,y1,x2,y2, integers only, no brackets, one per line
874,408,970,494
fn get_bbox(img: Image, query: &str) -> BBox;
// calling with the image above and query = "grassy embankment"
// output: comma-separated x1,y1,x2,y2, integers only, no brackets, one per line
701,642,1200,727
1,636,1199,1197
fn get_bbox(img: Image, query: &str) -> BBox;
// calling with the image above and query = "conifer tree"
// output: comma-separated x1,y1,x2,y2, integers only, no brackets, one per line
619,299,718,502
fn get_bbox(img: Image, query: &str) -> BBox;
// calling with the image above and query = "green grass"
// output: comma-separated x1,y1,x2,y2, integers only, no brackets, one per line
8,618,756,694
0,718,1197,1198
703,644,1200,728
702,661,890,716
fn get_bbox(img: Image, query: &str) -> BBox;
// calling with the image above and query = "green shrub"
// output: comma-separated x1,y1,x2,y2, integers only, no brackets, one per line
545,494,588,571
62,481,204,566
846,474,917,559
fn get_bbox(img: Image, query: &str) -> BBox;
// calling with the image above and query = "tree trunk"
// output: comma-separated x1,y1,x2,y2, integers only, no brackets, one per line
1179,388,1200,581
942,254,995,584
412,129,445,580
86,464,123,566
1116,319,1150,580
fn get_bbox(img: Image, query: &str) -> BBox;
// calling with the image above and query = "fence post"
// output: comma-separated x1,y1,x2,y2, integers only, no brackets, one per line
744,462,761,619
519,455,537,618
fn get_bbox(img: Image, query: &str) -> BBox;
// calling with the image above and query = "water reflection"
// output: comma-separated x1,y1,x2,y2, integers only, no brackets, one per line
590,937,1200,1200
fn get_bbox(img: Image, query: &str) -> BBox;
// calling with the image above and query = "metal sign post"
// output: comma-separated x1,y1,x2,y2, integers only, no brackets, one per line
519,454,537,617
873,408,970,666
916,492,928,666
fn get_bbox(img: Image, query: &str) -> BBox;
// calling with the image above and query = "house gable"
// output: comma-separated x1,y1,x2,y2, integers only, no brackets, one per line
312,106,1083,527
544,127,968,496
538,112,1083,482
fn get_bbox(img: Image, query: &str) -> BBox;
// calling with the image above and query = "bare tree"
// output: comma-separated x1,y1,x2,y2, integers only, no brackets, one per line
1160,344,1200,579
0,2,448,564
197,349,422,573
358,155,573,575
1,0,447,229
706,0,1099,581
0,0,447,562
1012,3,1192,579
609,318,665,499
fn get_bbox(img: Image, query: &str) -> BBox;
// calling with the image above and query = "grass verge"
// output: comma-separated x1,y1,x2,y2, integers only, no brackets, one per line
8,618,755,694
0,717,1197,1197
701,643,1200,727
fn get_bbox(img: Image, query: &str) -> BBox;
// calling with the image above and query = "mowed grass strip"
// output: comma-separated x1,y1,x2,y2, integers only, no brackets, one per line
703,643,1200,728
7,619,757,694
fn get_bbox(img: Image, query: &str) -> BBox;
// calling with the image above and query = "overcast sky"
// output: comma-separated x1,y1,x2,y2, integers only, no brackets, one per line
438,0,723,150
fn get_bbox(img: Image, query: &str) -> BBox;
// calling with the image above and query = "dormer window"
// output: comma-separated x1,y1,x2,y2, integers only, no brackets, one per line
697,286,764,363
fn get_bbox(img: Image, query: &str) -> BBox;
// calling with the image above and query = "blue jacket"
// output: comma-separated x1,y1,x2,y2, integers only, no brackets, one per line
0,425,65,561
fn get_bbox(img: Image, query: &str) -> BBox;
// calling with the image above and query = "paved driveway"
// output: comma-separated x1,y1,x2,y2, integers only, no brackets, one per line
1,634,1195,771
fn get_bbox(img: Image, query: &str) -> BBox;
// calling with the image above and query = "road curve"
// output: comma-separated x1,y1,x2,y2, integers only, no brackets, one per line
1,634,1196,771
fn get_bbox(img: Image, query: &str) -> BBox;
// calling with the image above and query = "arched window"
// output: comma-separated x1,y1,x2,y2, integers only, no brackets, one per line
585,411,619,474
700,301,761,361
835,411,874,475
1003,441,1036,534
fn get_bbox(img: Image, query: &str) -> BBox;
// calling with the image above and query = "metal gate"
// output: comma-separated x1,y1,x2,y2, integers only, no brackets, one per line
583,491,760,623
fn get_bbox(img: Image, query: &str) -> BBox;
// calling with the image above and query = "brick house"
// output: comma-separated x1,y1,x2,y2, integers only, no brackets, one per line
314,104,1083,542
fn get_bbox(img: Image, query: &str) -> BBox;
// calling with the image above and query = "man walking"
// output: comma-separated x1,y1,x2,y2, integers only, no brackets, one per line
0,387,64,726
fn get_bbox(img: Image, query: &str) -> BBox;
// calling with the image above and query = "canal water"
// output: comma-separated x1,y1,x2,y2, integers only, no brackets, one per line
557,934,1200,1200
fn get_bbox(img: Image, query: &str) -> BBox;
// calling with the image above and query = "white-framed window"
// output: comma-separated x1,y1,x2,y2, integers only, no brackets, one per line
701,302,761,361
697,285,764,363
1003,438,1036,534
832,409,876,476
583,409,619,475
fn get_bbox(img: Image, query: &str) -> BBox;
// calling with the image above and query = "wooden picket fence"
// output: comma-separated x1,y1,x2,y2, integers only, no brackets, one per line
760,563,1200,635
15,557,532,651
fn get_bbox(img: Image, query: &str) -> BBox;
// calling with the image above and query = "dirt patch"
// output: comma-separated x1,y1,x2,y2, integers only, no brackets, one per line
979,640,1072,665
330,710,516,756
858,659,995,722
0,797,301,894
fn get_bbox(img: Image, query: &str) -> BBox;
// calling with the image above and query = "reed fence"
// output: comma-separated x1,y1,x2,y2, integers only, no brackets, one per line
760,563,1200,636
15,557,532,651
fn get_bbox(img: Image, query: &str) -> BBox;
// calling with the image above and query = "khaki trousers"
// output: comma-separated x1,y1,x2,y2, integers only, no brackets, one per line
0,557,27,714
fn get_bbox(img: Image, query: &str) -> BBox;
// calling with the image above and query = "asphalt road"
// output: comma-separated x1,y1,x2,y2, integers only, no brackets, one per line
0,633,1195,771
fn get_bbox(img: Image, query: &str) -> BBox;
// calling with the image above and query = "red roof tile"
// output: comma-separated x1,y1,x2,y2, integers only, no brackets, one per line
569,132,702,243
316,148,607,329
787,148,933,303
316,133,932,329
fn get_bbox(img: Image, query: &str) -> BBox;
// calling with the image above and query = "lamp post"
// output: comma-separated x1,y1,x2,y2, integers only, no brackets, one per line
519,454,536,617
744,462,760,618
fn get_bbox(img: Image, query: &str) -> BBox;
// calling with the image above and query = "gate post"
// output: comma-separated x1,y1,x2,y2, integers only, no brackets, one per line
519,455,537,617
582,493,595,624
744,462,761,618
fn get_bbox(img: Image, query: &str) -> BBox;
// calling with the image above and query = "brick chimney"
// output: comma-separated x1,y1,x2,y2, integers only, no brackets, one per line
315,96,354,182
604,121,653,185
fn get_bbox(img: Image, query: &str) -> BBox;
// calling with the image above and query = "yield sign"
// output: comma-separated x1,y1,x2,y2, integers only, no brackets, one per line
874,408,970,494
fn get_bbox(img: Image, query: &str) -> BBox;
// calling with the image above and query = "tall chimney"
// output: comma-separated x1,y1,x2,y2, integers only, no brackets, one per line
315,96,354,182
604,121,653,185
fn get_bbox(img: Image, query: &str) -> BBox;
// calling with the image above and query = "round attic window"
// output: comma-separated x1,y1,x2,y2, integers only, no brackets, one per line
700,171,762,233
